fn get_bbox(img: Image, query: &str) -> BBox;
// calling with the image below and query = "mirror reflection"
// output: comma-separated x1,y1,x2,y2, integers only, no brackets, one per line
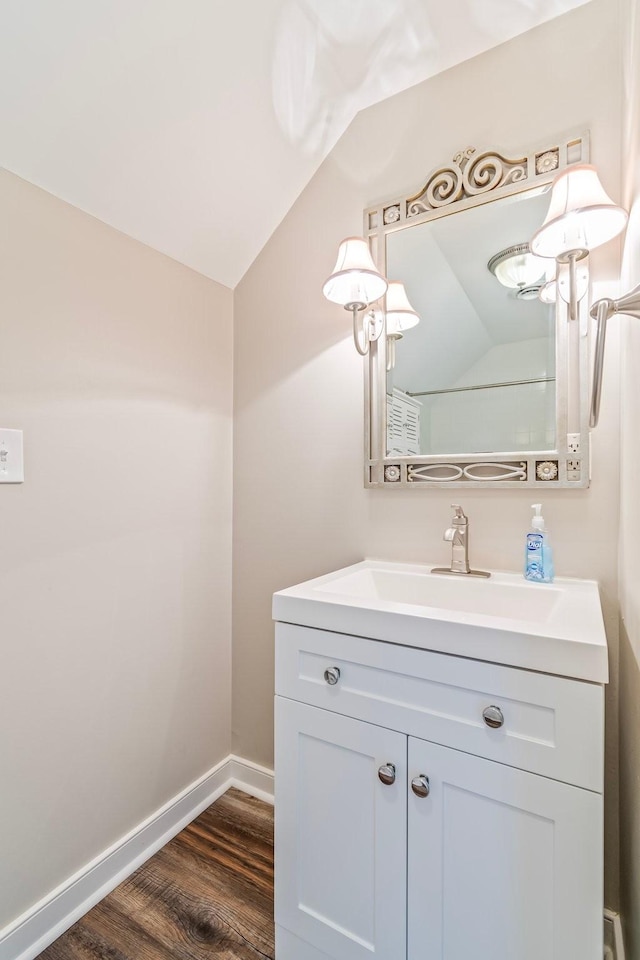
385,190,556,458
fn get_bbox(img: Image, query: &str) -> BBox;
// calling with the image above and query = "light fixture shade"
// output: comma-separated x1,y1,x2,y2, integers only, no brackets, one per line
531,165,628,258
487,243,545,290
322,237,388,308
385,281,420,335
538,261,557,304
538,280,557,305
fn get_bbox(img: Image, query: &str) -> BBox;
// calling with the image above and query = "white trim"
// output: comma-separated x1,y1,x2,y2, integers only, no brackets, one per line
0,754,274,960
604,908,626,960
228,754,274,805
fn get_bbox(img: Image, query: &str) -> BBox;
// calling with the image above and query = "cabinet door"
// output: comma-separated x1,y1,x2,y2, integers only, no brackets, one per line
408,737,603,960
275,697,407,960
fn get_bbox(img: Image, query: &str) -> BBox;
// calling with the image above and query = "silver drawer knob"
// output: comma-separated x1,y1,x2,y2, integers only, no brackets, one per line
324,667,341,685
482,705,504,729
378,763,396,785
411,775,430,798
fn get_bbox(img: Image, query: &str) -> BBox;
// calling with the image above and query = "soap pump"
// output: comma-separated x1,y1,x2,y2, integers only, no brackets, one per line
524,503,554,583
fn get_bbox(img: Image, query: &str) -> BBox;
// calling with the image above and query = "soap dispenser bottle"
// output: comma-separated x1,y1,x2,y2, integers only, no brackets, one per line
524,503,555,583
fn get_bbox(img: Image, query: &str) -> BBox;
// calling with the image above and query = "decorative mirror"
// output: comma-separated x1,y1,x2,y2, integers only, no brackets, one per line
364,133,591,488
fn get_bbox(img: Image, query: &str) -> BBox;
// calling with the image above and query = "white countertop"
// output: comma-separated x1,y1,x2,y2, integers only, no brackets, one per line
272,559,609,683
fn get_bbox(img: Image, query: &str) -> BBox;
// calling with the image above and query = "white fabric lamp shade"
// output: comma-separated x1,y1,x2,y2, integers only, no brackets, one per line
531,164,628,258
322,237,388,308
538,280,556,304
538,261,557,304
385,281,420,335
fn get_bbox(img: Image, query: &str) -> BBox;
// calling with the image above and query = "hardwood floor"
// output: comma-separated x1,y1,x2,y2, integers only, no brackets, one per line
37,789,274,960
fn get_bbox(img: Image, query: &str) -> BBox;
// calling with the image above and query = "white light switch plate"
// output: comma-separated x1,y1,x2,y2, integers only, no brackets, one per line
0,429,24,482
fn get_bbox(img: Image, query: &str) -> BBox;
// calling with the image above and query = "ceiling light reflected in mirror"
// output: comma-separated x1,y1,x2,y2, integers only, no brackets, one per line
487,243,546,299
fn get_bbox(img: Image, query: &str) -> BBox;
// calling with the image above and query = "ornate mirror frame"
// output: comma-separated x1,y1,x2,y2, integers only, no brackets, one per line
364,132,591,489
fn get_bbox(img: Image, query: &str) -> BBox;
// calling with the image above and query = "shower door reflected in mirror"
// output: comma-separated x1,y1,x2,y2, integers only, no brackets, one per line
385,190,555,458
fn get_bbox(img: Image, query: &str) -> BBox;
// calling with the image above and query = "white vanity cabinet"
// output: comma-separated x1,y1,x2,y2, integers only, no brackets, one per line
275,697,407,960
274,621,605,960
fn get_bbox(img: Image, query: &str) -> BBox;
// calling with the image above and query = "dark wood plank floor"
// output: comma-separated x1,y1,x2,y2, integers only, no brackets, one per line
38,788,274,960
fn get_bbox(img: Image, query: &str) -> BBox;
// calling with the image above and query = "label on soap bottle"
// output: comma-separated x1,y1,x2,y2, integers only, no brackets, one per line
525,533,545,581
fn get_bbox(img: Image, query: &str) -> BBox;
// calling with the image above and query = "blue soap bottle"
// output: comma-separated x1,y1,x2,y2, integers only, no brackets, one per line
524,503,554,583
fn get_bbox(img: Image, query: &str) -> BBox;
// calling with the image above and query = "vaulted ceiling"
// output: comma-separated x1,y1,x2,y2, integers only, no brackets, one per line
0,0,590,288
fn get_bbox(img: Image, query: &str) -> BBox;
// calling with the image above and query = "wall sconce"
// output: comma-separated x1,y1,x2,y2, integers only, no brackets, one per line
322,237,388,355
590,282,640,427
530,162,631,430
531,165,628,321
323,237,421,360
487,243,546,300
385,281,420,370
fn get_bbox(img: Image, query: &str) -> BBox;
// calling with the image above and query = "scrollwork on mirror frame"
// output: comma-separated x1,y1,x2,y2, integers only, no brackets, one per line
369,135,586,236
364,131,592,490
409,462,529,483
405,147,534,218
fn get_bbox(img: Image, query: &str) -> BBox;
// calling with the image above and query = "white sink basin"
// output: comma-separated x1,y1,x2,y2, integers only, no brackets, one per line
313,566,562,623
272,560,608,683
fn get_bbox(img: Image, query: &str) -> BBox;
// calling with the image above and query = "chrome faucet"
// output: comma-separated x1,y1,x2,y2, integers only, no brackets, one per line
432,504,490,579
443,504,470,573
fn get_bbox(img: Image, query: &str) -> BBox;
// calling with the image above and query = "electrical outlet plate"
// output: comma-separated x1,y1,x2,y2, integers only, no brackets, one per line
566,459,581,481
0,428,24,483
567,433,581,454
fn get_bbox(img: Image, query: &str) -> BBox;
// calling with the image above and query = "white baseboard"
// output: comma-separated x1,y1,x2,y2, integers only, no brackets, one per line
228,754,274,805
0,754,274,960
604,908,626,960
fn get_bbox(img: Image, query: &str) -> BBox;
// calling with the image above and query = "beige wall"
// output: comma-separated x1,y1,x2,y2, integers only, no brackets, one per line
0,0,628,938
233,0,623,907
619,0,640,953
0,170,233,929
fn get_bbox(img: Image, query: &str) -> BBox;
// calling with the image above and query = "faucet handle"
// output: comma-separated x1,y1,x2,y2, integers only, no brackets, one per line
451,504,466,520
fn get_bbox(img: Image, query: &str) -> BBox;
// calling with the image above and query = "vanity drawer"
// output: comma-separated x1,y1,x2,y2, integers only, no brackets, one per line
275,623,604,792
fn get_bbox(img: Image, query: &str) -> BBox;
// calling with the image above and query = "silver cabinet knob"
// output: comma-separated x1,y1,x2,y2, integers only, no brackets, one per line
483,705,504,729
411,775,430,798
378,763,396,785
324,667,341,685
